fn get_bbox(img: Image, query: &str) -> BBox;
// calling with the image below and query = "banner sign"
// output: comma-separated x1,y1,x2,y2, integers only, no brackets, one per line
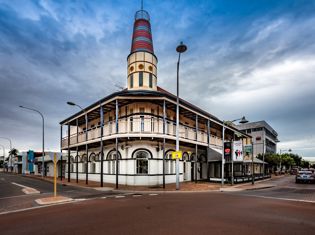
233,140,243,161
224,142,232,160
244,145,252,154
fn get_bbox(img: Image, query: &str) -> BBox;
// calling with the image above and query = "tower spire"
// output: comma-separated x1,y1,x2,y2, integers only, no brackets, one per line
126,7,158,91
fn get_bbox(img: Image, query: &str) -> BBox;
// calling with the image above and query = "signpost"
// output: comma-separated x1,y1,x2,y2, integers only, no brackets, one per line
172,151,182,160
53,153,57,197
48,153,60,198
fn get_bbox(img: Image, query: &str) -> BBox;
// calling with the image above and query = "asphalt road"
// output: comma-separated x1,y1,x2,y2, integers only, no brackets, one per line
233,175,315,202
0,191,314,235
0,172,119,213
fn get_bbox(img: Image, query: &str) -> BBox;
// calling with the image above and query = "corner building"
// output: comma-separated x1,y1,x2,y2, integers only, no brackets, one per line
60,9,251,187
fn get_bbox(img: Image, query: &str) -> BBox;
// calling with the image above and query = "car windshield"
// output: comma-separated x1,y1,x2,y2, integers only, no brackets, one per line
299,171,312,175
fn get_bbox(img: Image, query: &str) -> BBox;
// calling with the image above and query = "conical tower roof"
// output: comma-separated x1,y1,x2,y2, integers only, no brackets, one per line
130,10,154,54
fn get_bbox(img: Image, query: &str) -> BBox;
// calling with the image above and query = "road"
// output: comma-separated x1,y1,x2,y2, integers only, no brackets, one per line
0,172,119,214
1,174,314,234
233,175,315,202
1,190,314,235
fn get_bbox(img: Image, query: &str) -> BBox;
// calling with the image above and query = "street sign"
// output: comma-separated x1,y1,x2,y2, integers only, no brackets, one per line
172,151,182,160
244,145,252,154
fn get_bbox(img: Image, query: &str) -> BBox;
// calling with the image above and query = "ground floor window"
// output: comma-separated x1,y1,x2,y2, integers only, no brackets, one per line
135,150,149,174
107,150,121,174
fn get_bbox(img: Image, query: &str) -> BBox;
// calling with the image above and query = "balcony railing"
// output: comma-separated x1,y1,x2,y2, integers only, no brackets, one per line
62,116,223,148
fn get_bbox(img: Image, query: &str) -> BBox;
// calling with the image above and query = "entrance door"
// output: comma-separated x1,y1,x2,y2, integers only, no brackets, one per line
191,162,194,181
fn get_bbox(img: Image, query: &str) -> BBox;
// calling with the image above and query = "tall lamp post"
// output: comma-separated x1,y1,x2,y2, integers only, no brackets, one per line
19,106,45,177
175,41,187,190
67,101,88,185
221,116,248,186
0,137,12,170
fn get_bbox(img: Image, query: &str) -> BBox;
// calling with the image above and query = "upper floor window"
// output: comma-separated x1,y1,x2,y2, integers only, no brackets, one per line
139,72,143,87
130,74,134,88
149,74,153,88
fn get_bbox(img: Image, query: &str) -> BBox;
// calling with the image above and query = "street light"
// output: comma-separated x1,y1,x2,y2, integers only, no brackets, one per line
0,137,12,171
19,106,45,177
221,116,248,186
175,41,187,190
67,101,88,185
279,148,292,172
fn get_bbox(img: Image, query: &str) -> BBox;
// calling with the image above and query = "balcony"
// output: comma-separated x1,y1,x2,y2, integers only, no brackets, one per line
62,116,223,149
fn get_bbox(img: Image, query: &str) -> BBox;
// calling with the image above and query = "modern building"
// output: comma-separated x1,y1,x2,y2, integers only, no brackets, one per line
60,8,259,187
236,121,279,157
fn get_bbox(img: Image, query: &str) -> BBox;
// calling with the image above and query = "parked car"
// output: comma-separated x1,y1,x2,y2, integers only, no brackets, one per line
295,170,315,183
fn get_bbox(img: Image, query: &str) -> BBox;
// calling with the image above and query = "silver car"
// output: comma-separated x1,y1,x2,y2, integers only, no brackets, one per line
296,170,315,183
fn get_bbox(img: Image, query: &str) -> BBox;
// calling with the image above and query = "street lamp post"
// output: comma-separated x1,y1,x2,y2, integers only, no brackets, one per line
67,101,88,185
0,137,12,171
19,106,45,177
175,42,187,190
221,116,248,186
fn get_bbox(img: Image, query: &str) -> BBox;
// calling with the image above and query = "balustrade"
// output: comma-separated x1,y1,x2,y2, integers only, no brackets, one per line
62,115,223,148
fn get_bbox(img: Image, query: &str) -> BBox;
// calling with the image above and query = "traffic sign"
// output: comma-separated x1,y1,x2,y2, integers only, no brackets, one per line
172,151,182,160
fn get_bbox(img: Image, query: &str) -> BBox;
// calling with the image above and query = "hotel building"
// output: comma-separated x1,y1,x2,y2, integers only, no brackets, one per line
60,8,254,187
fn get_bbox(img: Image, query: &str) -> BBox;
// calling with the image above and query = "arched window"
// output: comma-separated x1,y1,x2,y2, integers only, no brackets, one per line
70,156,74,172
182,152,189,161
81,154,87,173
165,149,175,174
106,149,121,174
190,153,196,162
89,153,96,173
133,149,150,174
74,155,80,172
199,154,207,162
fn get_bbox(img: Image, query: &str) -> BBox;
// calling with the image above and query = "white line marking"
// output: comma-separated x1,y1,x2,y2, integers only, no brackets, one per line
149,193,158,196
115,195,125,198
0,192,51,200
238,193,315,204
11,182,28,188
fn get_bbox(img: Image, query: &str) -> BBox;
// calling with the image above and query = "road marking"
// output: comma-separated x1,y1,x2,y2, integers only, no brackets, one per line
149,193,158,196
237,193,315,204
11,182,40,194
115,195,125,198
101,196,107,199
0,192,51,200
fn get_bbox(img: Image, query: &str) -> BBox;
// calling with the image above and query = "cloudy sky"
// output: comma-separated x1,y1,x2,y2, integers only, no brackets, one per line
0,0,315,159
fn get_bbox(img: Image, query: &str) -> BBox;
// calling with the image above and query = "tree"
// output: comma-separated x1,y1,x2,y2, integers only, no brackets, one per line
300,160,310,169
9,148,19,156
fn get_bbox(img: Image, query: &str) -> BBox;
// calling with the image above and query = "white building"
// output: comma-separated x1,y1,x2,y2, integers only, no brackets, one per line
60,8,254,187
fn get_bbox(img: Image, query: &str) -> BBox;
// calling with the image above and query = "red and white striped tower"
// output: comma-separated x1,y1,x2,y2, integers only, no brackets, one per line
127,8,157,91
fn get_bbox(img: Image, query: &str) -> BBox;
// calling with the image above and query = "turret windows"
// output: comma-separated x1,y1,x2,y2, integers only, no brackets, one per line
149,74,153,88
138,64,144,70
130,74,133,88
139,72,143,86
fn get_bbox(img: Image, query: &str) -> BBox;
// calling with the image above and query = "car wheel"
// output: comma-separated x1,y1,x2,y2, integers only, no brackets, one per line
295,180,299,183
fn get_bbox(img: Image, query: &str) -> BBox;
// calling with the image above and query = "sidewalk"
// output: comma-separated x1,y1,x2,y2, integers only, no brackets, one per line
24,174,280,192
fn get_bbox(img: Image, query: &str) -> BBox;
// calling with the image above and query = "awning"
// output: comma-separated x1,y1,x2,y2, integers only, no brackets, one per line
207,147,222,162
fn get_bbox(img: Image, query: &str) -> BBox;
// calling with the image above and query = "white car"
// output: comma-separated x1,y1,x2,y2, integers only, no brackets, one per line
296,170,315,183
